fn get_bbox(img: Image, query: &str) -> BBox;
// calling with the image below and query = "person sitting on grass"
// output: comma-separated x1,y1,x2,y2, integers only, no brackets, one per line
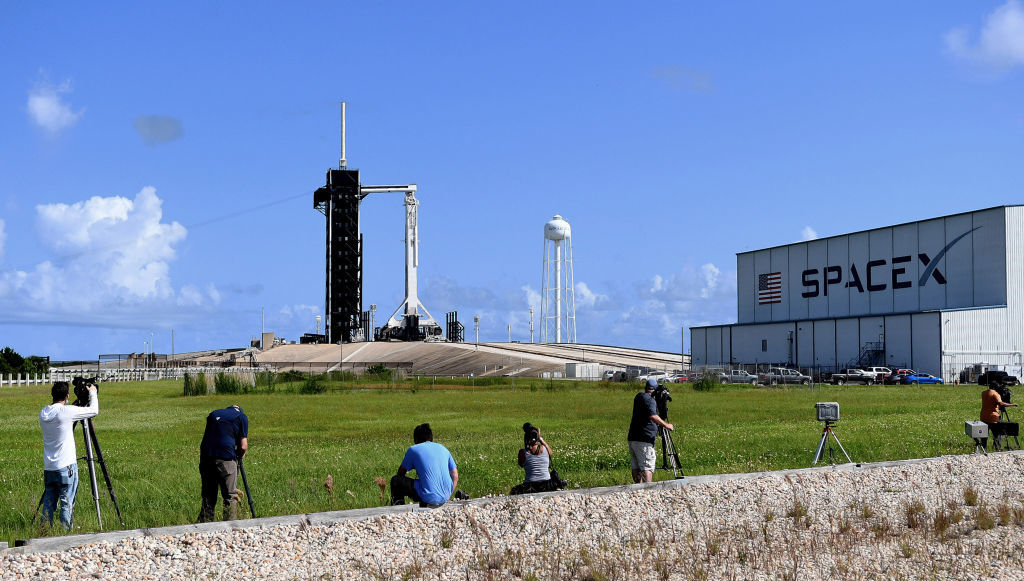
390,423,458,507
510,422,567,495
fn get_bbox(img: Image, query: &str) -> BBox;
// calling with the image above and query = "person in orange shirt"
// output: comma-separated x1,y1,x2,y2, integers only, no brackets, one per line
981,382,1018,450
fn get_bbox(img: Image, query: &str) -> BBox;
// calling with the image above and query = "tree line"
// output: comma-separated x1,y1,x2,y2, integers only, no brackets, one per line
0,347,49,376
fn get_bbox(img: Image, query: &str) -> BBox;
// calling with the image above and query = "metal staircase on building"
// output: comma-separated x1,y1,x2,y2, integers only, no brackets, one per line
851,341,885,368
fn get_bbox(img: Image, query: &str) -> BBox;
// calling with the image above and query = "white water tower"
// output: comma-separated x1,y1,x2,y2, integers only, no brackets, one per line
540,214,577,343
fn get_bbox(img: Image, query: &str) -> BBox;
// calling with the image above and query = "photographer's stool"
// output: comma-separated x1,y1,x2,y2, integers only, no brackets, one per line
965,421,988,455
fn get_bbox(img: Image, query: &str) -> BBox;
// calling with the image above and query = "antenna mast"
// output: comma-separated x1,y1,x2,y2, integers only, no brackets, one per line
339,101,347,169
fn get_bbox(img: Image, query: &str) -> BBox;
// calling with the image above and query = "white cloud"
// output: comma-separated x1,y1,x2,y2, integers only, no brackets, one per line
27,78,84,134
801,226,818,241
575,281,608,308
0,187,219,325
0,219,6,263
945,0,1024,72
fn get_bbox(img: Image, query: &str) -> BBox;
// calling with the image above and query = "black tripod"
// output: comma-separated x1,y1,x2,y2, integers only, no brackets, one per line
659,426,684,479
812,420,852,465
32,417,124,530
992,407,1021,451
238,457,257,518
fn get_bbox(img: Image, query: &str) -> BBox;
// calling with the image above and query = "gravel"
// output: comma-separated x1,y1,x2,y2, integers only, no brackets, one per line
5,453,1024,580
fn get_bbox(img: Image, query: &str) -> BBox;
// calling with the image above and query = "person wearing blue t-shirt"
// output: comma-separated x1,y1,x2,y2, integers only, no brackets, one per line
198,405,248,521
390,423,458,507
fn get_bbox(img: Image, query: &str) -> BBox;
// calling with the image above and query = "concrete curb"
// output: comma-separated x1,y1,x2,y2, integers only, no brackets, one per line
6,450,1020,555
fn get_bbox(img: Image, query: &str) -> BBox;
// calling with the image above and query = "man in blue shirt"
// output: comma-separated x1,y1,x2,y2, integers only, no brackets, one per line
390,423,458,507
198,405,248,521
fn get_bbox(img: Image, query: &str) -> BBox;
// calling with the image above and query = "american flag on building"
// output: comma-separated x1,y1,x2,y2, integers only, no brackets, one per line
758,272,782,305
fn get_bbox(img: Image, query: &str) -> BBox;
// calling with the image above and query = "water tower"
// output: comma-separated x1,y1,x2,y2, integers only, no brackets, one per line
540,214,577,343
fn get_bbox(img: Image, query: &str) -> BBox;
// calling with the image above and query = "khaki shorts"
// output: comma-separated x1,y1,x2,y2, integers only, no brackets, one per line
628,440,656,472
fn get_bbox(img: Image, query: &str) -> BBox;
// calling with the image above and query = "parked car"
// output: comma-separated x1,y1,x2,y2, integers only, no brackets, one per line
672,374,690,383
884,369,915,384
718,370,758,384
862,367,892,382
758,367,812,385
637,371,668,383
830,369,876,385
902,373,944,385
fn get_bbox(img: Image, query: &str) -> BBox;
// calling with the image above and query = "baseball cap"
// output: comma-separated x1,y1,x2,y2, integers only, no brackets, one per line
645,378,658,390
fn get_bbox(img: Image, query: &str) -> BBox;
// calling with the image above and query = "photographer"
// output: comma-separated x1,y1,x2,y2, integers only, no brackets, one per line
390,423,458,507
39,380,98,530
628,379,673,483
982,381,1017,449
510,422,566,495
198,404,248,522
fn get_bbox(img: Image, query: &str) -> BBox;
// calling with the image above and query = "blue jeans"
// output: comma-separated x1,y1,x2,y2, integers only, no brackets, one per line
42,464,79,530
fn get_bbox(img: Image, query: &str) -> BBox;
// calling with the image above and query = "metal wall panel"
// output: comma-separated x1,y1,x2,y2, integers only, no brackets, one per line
884,315,912,370
806,239,829,319
892,224,919,313
813,320,836,370
1005,207,1024,349
848,232,870,316
732,323,795,365
707,327,723,366
860,317,885,347
796,320,814,368
911,313,941,375
737,253,755,324
753,250,772,323
917,218,946,310
787,243,809,321
691,327,708,367
941,307,1010,353
836,318,860,368
770,247,790,321
869,229,894,314
944,213,975,308
973,208,1007,308
827,235,850,318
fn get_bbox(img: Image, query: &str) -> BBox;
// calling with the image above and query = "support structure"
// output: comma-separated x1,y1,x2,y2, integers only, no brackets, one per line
540,214,577,343
313,103,441,343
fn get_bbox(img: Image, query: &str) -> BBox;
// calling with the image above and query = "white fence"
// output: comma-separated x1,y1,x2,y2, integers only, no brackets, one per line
0,366,269,388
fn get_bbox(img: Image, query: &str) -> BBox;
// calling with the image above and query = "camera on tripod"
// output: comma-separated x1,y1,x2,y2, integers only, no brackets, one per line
978,371,1016,402
652,384,672,420
71,376,99,407
815,402,840,422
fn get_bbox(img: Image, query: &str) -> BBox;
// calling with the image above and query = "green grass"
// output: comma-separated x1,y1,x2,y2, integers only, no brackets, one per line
0,378,981,544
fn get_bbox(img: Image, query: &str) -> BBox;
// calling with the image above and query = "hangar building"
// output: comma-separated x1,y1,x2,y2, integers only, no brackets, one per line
690,206,1024,381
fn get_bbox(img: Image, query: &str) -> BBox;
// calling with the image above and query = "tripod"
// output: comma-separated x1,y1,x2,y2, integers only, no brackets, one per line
32,417,124,530
238,457,257,518
659,426,685,479
812,420,852,465
992,407,1021,451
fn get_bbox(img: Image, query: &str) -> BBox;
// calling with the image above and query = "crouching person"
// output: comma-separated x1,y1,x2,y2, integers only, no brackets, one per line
510,422,567,495
198,405,248,521
390,423,458,507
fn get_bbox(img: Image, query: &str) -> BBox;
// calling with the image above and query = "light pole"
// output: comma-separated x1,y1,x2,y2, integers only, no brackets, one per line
507,324,511,343
474,316,480,344
529,307,534,343
370,304,377,341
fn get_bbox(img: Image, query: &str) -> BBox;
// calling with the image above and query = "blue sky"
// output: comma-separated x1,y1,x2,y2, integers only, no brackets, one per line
2,2,1023,359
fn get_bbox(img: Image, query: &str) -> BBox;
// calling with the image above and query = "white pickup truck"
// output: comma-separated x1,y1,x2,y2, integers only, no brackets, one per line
718,370,759,384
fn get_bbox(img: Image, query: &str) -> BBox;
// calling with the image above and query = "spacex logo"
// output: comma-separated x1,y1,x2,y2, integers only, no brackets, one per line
758,227,979,302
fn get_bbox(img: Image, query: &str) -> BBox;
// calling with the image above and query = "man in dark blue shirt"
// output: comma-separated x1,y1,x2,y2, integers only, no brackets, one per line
199,405,248,521
628,379,673,483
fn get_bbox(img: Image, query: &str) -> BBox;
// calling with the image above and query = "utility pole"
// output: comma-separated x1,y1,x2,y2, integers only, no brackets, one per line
474,316,480,344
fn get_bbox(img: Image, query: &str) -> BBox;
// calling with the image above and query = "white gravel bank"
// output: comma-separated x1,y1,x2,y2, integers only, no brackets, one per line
5,453,1024,580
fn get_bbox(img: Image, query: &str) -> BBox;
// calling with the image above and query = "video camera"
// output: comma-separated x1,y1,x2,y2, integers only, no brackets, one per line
652,384,672,420
978,371,1015,403
71,376,99,407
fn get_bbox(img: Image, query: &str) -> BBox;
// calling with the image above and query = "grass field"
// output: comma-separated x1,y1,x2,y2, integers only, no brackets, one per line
0,377,984,545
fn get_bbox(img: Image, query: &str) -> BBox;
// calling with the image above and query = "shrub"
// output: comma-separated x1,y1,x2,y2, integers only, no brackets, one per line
254,371,277,393
300,374,327,394
183,372,206,396
366,363,392,380
976,506,996,530
691,374,719,392
963,486,979,507
905,500,927,529
279,370,307,383
215,372,245,395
